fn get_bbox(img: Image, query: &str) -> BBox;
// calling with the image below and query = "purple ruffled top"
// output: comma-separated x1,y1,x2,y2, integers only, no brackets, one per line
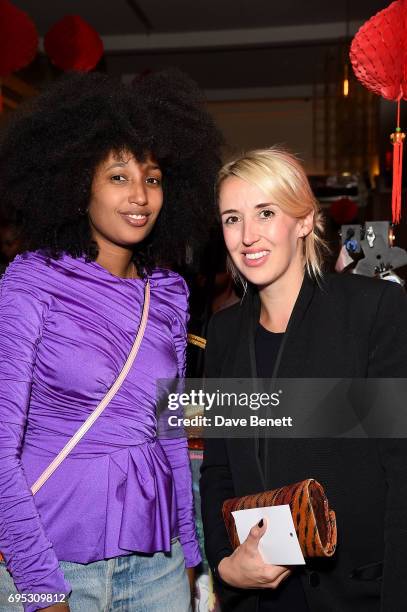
0,252,201,611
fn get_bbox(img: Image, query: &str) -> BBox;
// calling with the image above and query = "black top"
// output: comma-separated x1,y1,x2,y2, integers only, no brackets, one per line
255,324,284,467
255,324,284,377
255,324,309,612
201,272,407,612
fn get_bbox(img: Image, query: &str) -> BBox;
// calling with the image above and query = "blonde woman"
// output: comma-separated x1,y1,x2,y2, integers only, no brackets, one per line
200,147,407,612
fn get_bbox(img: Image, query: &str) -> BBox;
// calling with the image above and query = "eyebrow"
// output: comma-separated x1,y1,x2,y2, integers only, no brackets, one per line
105,161,128,170
105,161,161,172
221,209,238,215
220,203,274,215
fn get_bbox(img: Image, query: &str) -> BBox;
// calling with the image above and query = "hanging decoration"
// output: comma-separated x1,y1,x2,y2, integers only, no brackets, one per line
350,0,407,224
0,0,38,111
44,15,104,72
329,197,358,225
0,0,38,76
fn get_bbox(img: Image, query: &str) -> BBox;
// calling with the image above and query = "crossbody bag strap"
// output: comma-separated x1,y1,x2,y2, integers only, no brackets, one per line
31,279,151,495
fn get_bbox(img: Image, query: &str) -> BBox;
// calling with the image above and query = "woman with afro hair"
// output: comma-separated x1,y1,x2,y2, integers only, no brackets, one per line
0,70,222,612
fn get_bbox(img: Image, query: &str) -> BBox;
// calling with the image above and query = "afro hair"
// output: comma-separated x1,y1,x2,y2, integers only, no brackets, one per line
0,69,223,272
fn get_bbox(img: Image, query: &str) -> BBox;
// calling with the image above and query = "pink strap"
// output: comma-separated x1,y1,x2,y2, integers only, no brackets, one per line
31,279,150,495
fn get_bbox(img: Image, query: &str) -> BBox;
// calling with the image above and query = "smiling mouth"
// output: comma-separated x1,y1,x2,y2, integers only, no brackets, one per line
243,250,270,260
119,212,150,227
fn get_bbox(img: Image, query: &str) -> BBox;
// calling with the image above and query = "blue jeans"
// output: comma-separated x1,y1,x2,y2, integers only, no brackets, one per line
0,539,191,611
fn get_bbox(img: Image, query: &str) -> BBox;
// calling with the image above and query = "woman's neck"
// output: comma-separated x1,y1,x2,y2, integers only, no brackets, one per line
258,264,305,333
94,237,136,279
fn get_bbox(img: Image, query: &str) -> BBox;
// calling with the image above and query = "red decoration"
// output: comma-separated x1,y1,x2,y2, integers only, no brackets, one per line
390,103,405,224
350,0,407,101
0,0,38,77
329,197,358,225
44,15,104,72
350,0,407,223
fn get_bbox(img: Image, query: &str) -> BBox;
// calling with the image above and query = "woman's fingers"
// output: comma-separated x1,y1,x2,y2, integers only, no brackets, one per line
219,520,294,590
261,567,292,589
245,517,267,553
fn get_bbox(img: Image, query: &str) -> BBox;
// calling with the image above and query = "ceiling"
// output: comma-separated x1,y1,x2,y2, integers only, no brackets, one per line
13,0,390,93
16,0,389,35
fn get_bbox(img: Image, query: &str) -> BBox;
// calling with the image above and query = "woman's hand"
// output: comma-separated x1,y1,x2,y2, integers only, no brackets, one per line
186,567,195,597
40,603,69,611
218,519,292,589
186,566,196,610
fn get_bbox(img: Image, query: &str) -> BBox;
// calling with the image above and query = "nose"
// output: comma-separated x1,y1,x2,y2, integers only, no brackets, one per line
129,178,148,206
242,219,259,246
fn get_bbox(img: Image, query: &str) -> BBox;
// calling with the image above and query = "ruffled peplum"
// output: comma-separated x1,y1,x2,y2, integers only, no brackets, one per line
106,440,178,557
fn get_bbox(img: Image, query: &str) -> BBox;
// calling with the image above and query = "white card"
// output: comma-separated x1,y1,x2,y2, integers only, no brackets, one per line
231,504,306,565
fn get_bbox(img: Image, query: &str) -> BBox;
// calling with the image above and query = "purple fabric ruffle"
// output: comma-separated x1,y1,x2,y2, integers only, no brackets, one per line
0,252,200,611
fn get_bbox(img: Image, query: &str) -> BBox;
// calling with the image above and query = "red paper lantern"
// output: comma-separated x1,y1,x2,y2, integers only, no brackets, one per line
350,0,407,223
329,198,358,225
44,15,104,72
350,0,407,101
0,0,38,77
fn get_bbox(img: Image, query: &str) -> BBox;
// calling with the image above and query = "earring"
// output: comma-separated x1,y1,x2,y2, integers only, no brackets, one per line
78,207,87,216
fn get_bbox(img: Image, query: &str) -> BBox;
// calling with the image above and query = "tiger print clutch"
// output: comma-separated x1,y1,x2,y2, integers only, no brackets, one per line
222,478,337,558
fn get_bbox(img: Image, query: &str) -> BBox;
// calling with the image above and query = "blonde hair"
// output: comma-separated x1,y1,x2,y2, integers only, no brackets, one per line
218,146,327,278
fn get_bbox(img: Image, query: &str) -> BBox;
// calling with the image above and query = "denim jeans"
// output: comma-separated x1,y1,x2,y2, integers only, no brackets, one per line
0,539,191,612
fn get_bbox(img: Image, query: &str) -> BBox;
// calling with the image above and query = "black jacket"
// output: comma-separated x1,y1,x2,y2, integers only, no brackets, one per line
200,273,407,612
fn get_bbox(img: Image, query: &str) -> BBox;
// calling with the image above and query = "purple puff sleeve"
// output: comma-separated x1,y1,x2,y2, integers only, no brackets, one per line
158,276,201,568
0,258,71,612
